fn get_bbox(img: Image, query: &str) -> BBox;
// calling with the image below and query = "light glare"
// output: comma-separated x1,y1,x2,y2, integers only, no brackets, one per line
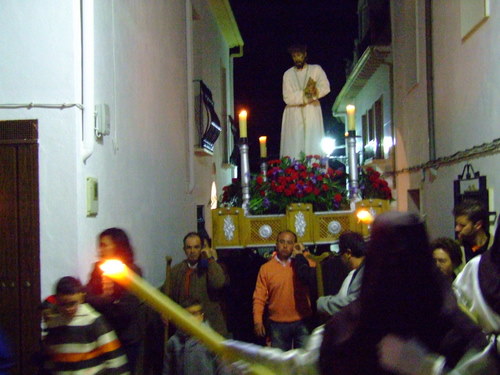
321,137,336,155
100,259,126,275
357,209,374,224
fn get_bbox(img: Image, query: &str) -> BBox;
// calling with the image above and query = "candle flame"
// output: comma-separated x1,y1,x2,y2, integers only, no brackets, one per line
346,104,355,113
239,110,247,118
100,259,126,275
259,136,267,143
357,209,374,224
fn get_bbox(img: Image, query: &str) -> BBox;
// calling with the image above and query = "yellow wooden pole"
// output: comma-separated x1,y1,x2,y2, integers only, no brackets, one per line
162,256,172,344
101,260,273,375
306,252,330,297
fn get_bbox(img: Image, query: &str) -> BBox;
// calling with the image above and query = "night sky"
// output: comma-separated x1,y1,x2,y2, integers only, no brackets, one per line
229,0,358,171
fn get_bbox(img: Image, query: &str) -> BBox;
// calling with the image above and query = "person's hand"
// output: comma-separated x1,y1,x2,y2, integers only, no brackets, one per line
42,307,59,323
304,78,317,99
254,322,266,337
102,276,114,297
378,334,431,375
201,246,218,260
208,247,218,260
293,242,305,256
201,247,209,257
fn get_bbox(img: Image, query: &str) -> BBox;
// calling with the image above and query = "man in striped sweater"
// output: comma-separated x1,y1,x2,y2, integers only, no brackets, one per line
44,276,130,374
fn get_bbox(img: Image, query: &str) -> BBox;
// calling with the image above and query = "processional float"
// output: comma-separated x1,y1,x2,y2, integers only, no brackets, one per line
212,106,391,250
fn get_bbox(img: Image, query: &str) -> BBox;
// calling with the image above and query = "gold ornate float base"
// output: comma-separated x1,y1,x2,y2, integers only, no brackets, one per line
212,199,391,248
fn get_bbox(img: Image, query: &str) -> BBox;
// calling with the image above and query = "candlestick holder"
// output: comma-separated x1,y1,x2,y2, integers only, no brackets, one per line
346,130,361,201
239,138,251,214
260,158,268,182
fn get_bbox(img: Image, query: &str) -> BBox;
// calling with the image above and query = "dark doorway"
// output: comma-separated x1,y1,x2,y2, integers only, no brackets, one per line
0,119,41,375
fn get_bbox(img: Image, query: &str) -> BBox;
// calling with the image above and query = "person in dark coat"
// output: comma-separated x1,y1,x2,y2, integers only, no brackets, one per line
85,227,144,374
319,212,491,375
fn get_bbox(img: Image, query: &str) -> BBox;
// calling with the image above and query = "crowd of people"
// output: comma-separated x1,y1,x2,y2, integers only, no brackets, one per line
26,197,499,375
226,200,500,375
0,41,496,375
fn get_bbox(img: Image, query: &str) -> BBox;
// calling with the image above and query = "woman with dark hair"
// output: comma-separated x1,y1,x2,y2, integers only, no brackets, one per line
319,212,492,375
85,227,143,374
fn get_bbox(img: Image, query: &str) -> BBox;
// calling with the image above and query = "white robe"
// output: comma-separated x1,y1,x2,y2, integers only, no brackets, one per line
453,256,500,333
280,64,330,159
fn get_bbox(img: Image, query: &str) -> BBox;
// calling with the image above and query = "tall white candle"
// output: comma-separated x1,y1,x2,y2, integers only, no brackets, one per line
259,136,267,158
239,110,248,138
346,104,356,131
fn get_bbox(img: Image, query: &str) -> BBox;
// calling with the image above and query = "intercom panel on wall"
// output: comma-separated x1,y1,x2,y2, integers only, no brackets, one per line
86,177,98,216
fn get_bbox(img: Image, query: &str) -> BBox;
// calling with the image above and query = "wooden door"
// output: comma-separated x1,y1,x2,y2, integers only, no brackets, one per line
0,120,41,375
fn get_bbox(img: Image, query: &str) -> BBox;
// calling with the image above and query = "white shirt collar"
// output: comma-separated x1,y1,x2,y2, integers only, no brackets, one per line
274,255,291,267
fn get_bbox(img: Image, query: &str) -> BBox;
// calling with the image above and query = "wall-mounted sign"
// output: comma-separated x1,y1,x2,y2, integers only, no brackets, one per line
453,163,488,208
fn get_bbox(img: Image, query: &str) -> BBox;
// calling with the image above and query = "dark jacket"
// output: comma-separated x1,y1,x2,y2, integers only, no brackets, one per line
319,298,488,375
163,326,227,375
85,262,144,347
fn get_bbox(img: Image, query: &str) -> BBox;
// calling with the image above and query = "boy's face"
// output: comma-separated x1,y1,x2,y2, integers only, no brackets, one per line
56,292,85,319
186,304,204,323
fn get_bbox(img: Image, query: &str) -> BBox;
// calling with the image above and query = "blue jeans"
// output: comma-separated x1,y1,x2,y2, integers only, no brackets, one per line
268,319,310,350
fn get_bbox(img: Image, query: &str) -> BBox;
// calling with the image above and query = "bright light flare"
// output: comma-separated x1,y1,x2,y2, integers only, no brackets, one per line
100,259,126,275
357,209,374,224
321,137,336,155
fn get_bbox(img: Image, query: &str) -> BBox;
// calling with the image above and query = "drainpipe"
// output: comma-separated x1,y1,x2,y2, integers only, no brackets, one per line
81,0,95,162
186,0,195,193
425,0,436,161
380,60,395,187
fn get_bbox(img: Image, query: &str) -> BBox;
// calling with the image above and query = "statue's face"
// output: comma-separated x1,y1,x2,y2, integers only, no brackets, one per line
291,51,307,69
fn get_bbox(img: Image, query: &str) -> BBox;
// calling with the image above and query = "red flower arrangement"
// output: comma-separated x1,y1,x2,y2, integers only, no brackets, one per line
220,178,243,208
220,154,350,215
358,167,393,200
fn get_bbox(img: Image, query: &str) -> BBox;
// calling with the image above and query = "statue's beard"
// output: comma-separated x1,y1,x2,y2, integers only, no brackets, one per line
295,61,305,69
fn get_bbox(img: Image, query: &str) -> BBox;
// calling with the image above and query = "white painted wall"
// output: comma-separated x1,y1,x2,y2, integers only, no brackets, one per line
191,0,235,238
391,0,500,239
0,0,82,295
423,0,500,239
0,0,236,297
353,65,392,156
391,0,430,210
